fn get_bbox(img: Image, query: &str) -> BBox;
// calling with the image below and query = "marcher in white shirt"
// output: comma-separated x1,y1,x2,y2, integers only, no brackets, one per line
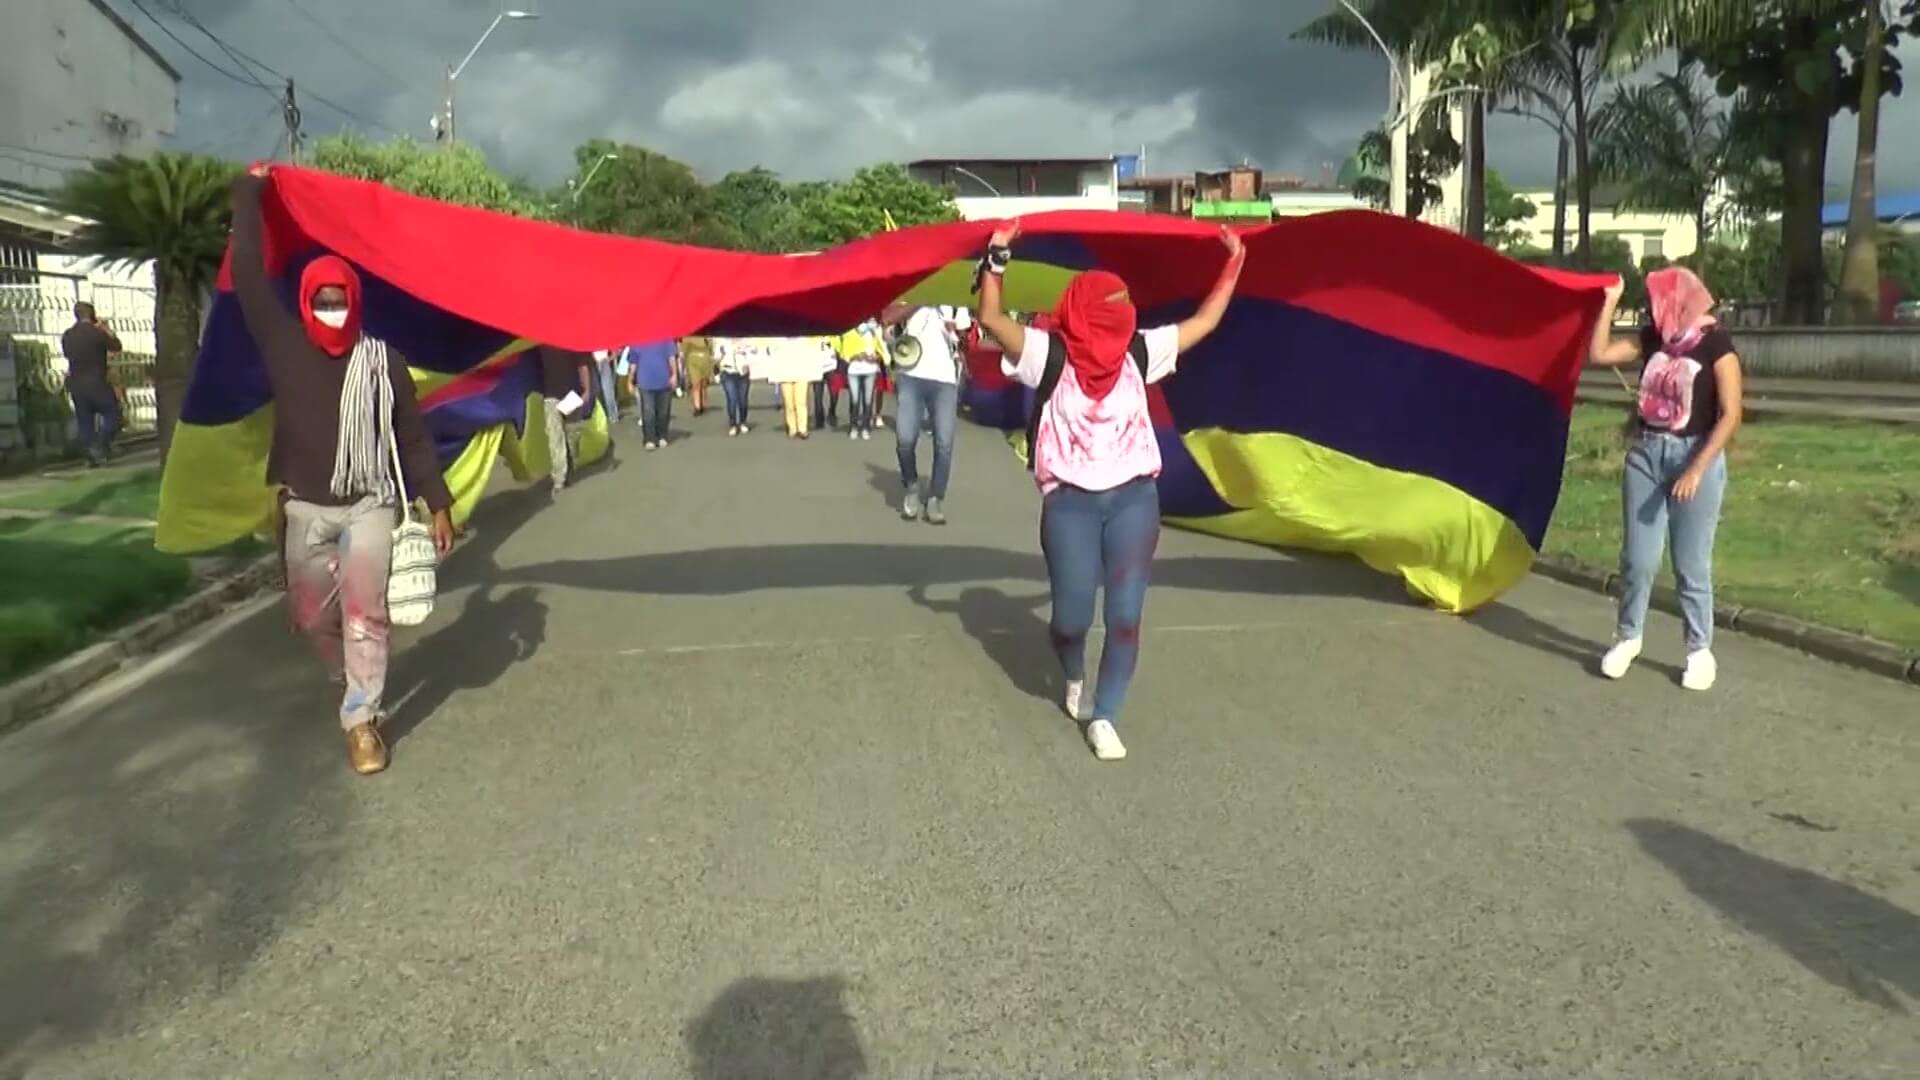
888,305,961,524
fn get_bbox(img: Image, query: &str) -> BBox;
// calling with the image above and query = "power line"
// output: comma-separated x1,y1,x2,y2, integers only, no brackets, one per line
137,0,403,137
0,143,99,163
281,0,409,95
122,0,274,95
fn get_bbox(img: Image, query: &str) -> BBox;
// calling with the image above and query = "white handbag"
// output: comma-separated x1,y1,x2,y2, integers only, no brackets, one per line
385,429,438,627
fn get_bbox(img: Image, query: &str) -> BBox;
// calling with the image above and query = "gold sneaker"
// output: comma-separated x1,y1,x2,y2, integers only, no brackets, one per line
345,722,389,776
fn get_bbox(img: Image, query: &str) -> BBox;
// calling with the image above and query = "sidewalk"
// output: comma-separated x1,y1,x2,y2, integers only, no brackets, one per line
1576,373,1920,423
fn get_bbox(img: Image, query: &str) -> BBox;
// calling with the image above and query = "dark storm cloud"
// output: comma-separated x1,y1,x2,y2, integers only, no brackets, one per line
124,0,1920,195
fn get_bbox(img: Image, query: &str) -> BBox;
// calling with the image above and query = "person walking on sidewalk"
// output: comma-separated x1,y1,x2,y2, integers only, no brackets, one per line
1588,267,1744,692
60,302,123,467
888,304,961,524
230,165,455,776
974,219,1244,761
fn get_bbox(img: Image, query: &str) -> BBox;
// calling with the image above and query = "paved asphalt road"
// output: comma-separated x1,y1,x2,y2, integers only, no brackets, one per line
3,403,1916,1079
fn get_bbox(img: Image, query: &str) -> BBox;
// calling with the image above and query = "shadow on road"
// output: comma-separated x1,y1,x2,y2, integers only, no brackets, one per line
385,484,552,745
685,975,867,1080
1627,818,1920,1012
0,606,349,1074
908,585,1056,706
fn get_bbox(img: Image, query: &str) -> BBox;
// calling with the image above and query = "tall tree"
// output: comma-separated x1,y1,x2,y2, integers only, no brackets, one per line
1590,65,1769,251
1342,116,1464,219
1484,168,1542,250
706,167,805,252
788,164,960,249
564,141,724,245
309,134,547,218
58,153,238,462
1619,0,1920,323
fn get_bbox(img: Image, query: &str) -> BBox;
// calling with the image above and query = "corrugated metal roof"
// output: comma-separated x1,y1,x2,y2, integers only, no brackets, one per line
1821,191,1920,227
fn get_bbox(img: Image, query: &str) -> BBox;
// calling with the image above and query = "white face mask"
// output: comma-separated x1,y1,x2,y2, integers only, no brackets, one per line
313,309,349,329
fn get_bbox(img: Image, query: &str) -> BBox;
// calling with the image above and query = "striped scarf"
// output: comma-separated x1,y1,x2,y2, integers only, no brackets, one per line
328,335,399,503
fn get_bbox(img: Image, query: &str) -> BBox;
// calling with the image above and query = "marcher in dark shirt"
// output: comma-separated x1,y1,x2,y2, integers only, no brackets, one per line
60,303,123,465
230,166,456,776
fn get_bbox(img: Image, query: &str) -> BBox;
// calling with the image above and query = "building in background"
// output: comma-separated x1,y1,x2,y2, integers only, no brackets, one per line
0,0,180,454
1507,188,1700,264
908,157,1122,220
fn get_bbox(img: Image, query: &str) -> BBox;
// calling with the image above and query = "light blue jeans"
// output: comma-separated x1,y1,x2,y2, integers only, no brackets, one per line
894,373,958,499
1041,477,1161,721
1617,431,1728,651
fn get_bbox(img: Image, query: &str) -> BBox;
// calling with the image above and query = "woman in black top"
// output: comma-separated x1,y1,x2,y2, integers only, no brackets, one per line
1587,267,1744,691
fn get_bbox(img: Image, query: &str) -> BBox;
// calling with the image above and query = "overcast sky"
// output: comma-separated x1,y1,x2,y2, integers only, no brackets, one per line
124,0,1920,200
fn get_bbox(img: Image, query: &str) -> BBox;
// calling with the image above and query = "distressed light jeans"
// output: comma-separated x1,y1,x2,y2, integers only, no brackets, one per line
283,495,397,730
1617,431,1728,651
543,397,574,489
1040,476,1161,721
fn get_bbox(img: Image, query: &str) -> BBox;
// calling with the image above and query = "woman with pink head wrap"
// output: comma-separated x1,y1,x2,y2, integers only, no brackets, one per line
1587,266,1744,691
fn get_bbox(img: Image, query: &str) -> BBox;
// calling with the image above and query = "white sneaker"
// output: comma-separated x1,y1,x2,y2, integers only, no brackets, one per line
1085,720,1127,761
861,430,872,441
1682,649,1718,691
1600,638,1642,679
1063,680,1085,721
850,430,859,440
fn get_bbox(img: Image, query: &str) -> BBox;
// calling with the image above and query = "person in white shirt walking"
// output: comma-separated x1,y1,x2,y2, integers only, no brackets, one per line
886,304,961,524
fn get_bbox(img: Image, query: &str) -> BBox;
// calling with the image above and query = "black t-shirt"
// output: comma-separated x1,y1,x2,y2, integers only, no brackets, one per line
60,322,118,390
538,346,590,401
1635,325,1735,438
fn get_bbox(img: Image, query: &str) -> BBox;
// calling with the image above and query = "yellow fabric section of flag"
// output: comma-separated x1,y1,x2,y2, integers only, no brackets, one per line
1166,428,1539,615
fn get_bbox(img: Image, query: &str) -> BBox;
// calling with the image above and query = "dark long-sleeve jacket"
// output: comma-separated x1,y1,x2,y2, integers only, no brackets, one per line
229,175,451,512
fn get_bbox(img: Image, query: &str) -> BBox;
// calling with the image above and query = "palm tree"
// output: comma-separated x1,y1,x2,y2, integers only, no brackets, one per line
1590,65,1767,252
1615,0,1917,324
59,152,237,462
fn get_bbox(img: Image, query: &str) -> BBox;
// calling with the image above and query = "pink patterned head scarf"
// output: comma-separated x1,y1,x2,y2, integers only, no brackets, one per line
1646,267,1716,351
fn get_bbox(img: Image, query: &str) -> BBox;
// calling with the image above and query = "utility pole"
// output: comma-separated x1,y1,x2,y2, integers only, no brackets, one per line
282,79,304,164
441,66,457,147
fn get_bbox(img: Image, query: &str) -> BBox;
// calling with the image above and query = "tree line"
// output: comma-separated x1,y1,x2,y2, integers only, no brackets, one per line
1298,0,1920,325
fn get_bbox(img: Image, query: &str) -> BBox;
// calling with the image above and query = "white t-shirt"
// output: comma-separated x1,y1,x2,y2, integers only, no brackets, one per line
900,307,959,384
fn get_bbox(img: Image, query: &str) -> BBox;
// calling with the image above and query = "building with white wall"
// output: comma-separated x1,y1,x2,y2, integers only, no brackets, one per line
0,0,181,193
0,0,179,450
907,158,1122,221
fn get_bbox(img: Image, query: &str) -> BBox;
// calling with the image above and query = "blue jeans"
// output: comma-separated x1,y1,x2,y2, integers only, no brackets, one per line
69,384,120,461
894,374,957,498
639,388,673,444
721,372,751,427
846,371,877,432
595,360,620,422
1618,431,1727,651
1040,477,1160,721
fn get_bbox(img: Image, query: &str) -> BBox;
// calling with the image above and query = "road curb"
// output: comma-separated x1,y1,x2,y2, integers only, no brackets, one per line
1532,554,1920,687
0,553,281,736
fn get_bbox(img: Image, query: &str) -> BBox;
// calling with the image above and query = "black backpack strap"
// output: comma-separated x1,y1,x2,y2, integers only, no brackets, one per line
1128,332,1150,379
1025,333,1068,472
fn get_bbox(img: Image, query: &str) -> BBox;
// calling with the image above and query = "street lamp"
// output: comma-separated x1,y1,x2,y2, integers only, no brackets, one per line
570,152,619,203
438,8,538,147
948,165,1002,198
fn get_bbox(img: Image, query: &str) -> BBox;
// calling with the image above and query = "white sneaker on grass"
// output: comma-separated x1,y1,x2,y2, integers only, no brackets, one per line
1682,649,1718,691
1063,680,1085,721
1085,720,1127,761
1600,638,1642,679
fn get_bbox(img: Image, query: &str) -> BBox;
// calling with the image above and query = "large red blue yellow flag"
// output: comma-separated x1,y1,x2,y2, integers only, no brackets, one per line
161,165,1609,612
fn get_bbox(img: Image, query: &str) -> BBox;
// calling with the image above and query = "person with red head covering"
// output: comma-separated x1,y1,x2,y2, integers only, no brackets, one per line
973,220,1244,761
230,165,456,776
1589,266,1744,691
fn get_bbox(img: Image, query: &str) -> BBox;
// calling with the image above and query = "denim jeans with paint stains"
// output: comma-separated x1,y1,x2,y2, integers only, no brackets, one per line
283,495,397,730
1039,475,1161,722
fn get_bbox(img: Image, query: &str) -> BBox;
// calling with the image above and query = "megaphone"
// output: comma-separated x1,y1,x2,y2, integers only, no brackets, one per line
891,334,922,370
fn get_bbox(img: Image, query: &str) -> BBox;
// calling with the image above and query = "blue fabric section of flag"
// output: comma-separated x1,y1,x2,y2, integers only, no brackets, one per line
422,354,541,466
1152,428,1237,518
183,249,518,426
1147,298,1569,549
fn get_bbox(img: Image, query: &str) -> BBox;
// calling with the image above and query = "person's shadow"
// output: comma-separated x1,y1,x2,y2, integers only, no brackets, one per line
907,584,1057,707
382,484,552,743
1627,818,1920,1012
383,584,547,744
685,975,867,1080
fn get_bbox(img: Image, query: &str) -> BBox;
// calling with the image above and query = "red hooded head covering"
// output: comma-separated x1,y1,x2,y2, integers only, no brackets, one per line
1052,269,1137,400
1645,266,1716,350
298,255,363,357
